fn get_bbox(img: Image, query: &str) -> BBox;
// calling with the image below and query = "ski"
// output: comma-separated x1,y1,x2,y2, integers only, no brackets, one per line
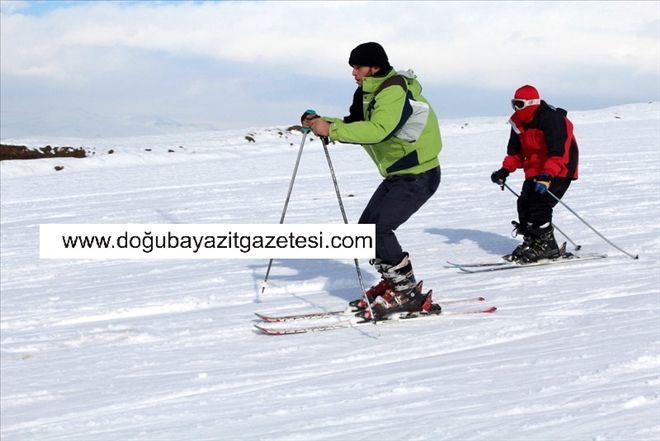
255,309,351,323
445,242,581,268
255,322,348,335
445,260,509,268
254,306,497,335
453,253,608,273
255,296,486,323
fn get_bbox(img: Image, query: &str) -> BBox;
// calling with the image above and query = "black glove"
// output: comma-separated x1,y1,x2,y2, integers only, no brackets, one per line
491,167,510,184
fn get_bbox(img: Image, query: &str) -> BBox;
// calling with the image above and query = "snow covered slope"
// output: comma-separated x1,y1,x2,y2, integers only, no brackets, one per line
1,103,659,440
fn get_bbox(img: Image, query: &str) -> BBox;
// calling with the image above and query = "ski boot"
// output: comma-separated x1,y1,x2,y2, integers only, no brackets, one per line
357,281,437,322
354,254,417,317
519,223,561,263
348,258,393,310
503,221,533,262
349,278,393,311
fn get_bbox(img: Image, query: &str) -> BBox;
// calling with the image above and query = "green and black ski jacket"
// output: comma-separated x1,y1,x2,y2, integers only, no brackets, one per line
325,68,442,177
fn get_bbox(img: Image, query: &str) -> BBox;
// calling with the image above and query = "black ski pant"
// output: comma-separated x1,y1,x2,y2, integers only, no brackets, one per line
517,176,572,230
359,166,440,266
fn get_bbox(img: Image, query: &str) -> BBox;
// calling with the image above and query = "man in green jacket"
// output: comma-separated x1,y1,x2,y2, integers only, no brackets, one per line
303,42,442,321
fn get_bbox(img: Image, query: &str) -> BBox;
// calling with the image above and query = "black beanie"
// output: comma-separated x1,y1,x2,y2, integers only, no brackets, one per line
348,42,390,70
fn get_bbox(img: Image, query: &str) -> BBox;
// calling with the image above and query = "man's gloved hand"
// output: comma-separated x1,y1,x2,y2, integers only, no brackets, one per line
534,173,552,193
490,167,510,184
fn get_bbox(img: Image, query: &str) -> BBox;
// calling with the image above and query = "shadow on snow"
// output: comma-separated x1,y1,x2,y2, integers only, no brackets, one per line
249,227,517,307
426,227,517,256
250,259,377,306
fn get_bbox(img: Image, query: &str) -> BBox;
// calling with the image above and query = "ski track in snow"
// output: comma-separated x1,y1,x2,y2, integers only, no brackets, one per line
1,103,659,440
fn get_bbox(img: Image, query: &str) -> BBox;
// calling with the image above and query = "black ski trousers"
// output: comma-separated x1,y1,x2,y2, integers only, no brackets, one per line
517,176,572,229
359,166,440,266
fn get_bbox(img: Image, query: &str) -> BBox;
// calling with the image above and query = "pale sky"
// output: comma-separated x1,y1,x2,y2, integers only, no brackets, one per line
1,0,659,138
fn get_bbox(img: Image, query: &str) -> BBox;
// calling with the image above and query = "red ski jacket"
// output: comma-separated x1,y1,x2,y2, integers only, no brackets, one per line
502,101,579,180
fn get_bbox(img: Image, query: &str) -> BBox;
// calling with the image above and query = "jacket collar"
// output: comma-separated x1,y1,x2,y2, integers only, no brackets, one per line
362,67,395,93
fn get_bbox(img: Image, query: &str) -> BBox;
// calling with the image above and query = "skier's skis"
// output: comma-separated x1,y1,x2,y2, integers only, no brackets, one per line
255,322,348,335
255,310,350,323
254,306,497,335
255,296,486,323
454,253,607,273
445,260,509,268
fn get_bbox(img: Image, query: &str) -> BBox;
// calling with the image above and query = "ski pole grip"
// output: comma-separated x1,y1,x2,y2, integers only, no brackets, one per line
301,109,317,133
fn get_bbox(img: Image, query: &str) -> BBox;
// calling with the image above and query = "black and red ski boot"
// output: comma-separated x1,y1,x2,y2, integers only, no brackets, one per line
349,278,393,311
351,254,424,315
357,281,439,321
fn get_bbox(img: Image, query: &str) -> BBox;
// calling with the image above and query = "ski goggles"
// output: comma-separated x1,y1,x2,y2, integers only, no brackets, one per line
511,98,541,110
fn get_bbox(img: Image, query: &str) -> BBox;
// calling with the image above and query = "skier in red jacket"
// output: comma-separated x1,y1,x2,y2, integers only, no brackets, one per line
490,85,579,262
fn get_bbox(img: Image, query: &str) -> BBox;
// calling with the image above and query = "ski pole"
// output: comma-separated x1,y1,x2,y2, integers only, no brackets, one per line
500,182,581,250
260,127,309,295
545,189,639,259
319,135,377,324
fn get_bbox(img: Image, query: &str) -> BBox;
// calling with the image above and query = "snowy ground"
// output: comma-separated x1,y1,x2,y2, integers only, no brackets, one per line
1,103,659,440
